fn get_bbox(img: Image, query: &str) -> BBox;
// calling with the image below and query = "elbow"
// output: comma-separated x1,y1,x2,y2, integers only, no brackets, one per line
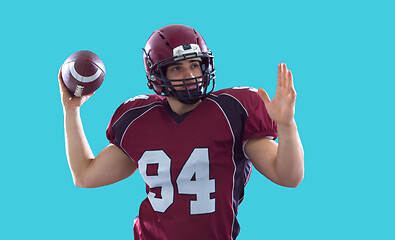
74,181,86,188
73,175,103,188
291,173,304,188
283,161,304,188
74,180,96,188
281,179,303,188
279,171,304,188
72,175,93,188
73,178,88,188
285,177,303,188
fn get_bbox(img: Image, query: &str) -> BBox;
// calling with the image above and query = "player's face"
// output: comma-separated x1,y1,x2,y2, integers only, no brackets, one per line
166,59,203,90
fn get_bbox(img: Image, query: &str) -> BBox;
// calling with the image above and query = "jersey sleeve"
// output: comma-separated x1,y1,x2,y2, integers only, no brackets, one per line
106,101,128,149
239,88,277,143
106,94,165,154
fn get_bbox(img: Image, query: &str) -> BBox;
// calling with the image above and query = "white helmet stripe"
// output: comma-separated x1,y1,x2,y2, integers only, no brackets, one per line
70,62,101,83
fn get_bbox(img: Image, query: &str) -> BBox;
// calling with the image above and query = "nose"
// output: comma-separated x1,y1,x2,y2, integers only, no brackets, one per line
184,69,195,79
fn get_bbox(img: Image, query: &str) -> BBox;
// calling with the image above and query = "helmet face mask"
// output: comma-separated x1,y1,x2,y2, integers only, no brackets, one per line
150,50,214,104
143,25,216,104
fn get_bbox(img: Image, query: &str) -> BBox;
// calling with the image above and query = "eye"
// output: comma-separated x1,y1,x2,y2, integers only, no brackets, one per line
170,66,180,71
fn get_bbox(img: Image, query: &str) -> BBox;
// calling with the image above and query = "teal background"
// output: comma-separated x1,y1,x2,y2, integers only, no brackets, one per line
1,0,394,239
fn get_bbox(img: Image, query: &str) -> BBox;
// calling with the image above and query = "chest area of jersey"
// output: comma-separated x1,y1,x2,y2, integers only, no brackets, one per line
121,102,239,165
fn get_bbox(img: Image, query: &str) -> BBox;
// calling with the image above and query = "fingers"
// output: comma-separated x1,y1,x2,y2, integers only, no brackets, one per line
278,63,293,89
277,63,283,87
277,63,288,88
58,66,66,90
287,69,293,89
58,65,73,101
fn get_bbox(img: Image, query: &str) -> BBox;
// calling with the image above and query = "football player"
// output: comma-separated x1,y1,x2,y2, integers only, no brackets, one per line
59,24,304,240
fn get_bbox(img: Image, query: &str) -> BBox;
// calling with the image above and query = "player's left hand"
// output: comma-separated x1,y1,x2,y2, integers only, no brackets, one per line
258,63,296,127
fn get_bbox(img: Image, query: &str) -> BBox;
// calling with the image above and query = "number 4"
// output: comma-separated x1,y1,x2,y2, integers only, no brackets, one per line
139,148,216,215
177,148,215,214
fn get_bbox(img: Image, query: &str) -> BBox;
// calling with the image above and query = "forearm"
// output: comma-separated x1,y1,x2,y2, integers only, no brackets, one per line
63,107,94,185
276,120,304,187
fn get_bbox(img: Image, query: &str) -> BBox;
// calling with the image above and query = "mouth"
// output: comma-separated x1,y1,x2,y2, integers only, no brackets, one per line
185,78,203,90
186,83,198,90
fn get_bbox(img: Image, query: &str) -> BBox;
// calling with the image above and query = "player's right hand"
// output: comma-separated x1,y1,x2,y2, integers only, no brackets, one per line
58,66,94,110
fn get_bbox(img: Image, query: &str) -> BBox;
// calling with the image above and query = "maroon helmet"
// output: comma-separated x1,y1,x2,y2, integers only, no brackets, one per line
143,24,215,104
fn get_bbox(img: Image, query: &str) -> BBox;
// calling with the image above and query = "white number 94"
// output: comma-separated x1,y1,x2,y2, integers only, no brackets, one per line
139,148,216,215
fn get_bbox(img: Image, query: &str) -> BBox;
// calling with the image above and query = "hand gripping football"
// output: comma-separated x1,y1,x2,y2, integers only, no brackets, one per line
61,50,105,97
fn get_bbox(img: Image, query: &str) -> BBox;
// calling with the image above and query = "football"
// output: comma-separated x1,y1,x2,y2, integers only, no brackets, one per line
61,50,105,97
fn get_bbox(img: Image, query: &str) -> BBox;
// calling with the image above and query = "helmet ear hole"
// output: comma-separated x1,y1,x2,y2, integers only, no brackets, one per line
148,75,163,94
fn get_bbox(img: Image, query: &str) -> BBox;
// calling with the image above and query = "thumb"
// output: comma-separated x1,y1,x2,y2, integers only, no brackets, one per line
258,88,271,105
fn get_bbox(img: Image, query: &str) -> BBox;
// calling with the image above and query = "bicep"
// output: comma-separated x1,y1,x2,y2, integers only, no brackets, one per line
83,144,137,188
244,138,280,185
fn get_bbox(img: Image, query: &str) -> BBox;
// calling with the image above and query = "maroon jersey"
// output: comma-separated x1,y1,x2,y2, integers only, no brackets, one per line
106,87,277,240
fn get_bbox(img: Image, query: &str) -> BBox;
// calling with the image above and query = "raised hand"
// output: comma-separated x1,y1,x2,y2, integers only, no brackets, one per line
258,63,296,127
58,66,94,110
